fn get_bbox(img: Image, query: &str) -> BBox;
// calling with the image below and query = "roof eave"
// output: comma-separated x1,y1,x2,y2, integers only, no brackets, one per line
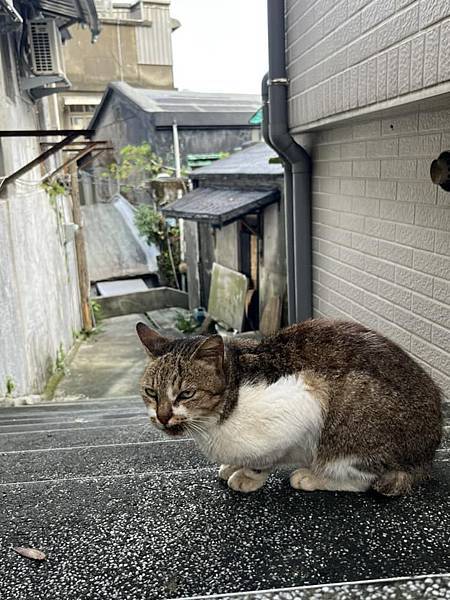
36,0,101,39
162,189,280,227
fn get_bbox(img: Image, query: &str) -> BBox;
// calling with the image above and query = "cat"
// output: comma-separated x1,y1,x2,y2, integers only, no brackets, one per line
136,319,443,496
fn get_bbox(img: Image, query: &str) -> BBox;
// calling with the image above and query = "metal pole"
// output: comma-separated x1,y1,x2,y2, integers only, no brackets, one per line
172,120,186,291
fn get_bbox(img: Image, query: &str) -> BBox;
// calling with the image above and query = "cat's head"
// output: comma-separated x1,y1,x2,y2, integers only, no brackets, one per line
136,322,227,436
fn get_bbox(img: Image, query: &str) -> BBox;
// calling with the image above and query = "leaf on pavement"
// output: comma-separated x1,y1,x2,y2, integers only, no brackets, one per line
13,547,47,561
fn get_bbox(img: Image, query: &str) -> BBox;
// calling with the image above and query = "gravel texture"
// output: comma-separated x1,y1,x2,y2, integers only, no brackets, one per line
1,398,449,600
179,576,450,599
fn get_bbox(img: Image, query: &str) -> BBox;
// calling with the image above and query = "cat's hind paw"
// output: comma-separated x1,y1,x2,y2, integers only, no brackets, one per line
227,468,268,493
218,464,240,481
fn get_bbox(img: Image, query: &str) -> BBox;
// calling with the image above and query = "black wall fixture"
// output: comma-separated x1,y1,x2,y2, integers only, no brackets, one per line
430,151,450,192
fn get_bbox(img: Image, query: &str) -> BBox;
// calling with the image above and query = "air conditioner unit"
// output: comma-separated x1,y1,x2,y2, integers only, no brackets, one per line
28,18,65,77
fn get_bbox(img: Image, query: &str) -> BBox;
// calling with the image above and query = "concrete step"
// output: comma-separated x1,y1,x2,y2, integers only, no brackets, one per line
0,395,143,416
0,422,163,452
0,438,207,484
1,463,449,599
177,575,450,599
1,399,449,600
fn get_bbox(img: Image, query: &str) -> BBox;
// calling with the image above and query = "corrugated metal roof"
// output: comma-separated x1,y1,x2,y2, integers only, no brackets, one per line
191,142,284,177
89,82,260,129
37,0,100,38
162,187,279,226
111,82,260,113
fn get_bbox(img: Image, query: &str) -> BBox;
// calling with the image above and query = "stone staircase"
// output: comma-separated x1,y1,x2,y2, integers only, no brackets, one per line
0,315,449,599
0,395,449,599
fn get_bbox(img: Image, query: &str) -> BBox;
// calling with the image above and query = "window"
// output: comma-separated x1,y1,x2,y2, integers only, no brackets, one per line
66,104,98,129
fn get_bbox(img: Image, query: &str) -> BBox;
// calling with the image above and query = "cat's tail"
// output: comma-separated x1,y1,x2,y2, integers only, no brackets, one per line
372,464,432,496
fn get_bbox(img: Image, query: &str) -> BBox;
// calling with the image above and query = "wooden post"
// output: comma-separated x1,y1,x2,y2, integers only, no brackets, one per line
70,164,93,332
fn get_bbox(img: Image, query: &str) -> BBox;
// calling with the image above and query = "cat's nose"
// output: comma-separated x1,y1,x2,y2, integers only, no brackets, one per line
158,413,171,426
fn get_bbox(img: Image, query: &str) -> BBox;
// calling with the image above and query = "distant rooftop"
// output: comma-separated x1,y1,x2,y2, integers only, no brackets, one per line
89,82,261,130
192,142,284,177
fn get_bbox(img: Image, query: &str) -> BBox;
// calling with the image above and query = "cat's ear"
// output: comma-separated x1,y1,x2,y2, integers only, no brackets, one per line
192,335,224,371
136,322,166,358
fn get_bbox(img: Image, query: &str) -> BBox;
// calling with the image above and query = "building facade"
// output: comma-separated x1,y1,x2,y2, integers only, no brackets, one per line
275,0,449,396
61,0,178,130
85,82,261,204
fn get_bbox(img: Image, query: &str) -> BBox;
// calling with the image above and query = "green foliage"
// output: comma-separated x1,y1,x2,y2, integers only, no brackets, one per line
5,375,15,397
55,343,66,374
42,179,66,206
104,142,167,192
175,312,198,334
134,204,181,288
134,204,166,246
90,299,103,324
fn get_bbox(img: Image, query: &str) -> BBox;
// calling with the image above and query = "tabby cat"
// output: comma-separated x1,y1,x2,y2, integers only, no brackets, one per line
136,319,442,496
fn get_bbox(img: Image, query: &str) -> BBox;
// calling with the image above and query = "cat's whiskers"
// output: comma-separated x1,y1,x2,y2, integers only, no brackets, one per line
186,420,209,441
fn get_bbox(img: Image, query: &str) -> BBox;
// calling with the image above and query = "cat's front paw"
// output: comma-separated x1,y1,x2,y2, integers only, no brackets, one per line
290,468,321,491
218,464,240,481
227,468,268,493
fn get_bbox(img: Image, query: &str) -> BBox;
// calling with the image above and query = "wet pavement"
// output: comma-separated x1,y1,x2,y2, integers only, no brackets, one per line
55,314,148,400
0,316,449,599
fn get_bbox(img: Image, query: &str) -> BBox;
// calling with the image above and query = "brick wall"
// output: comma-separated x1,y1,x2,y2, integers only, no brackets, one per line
311,106,450,397
286,0,450,130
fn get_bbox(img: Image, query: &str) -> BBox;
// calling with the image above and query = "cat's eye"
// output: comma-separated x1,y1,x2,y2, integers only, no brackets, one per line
144,387,157,399
177,390,195,401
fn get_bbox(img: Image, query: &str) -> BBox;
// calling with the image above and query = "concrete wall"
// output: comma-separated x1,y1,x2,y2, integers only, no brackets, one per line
286,0,450,130
0,36,82,397
309,106,450,397
63,22,174,93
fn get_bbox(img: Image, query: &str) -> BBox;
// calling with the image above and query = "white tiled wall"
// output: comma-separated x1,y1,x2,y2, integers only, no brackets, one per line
286,0,450,129
310,106,450,396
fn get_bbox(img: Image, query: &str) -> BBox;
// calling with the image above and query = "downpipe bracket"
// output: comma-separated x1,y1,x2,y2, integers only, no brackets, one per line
268,77,289,86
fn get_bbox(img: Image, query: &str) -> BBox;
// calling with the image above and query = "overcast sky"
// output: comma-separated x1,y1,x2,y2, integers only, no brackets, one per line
170,0,268,96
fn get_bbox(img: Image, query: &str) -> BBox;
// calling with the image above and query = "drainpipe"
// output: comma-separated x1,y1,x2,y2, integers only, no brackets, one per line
262,74,296,324
265,0,312,323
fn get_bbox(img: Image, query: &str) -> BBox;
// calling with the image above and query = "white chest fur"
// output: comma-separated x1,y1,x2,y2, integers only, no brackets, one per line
196,374,325,469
